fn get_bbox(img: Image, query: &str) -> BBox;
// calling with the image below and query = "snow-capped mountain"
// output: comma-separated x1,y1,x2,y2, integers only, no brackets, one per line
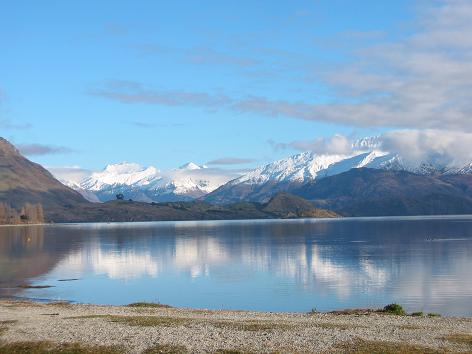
81,163,160,192
205,147,472,204
205,150,396,204
56,162,237,203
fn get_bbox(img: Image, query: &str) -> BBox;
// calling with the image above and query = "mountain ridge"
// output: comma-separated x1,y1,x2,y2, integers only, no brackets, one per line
0,138,87,210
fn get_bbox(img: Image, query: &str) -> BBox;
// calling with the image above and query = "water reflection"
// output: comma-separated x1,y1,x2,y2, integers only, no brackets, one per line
0,217,471,315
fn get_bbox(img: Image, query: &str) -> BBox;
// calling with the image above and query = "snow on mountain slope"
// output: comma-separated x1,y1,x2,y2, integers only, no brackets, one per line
230,152,347,185
205,150,396,203
69,162,237,202
59,179,101,203
225,150,393,187
81,162,160,191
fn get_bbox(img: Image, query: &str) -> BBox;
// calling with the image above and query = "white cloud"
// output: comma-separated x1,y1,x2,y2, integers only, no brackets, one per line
274,129,472,168
270,134,354,155
380,129,472,168
48,166,94,184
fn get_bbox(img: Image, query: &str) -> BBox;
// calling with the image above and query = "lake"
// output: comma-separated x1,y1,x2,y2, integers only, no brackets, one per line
1,216,472,316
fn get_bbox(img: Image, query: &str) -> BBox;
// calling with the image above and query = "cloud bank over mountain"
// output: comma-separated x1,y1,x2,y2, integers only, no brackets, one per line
273,129,472,170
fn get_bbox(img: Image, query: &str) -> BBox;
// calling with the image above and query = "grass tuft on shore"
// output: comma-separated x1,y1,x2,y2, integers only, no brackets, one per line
0,341,123,354
428,312,441,317
16,284,54,289
127,302,172,309
411,312,424,317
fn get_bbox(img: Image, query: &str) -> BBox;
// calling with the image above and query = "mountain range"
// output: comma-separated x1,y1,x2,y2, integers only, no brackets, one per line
0,137,335,223
3,135,472,221
55,161,236,203
55,145,472,207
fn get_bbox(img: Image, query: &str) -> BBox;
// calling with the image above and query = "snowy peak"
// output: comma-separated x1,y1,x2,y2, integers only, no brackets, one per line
81,162,160,191
178,162,206,170
103,162,144,174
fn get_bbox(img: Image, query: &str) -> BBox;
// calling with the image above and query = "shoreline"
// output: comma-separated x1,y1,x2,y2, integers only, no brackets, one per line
2,213,472,228
1,301,471,353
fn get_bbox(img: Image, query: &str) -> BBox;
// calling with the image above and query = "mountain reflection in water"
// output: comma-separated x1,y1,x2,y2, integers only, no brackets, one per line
0,217,471,315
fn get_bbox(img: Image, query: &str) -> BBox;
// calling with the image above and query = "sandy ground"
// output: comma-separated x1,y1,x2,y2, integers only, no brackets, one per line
0,301,471,353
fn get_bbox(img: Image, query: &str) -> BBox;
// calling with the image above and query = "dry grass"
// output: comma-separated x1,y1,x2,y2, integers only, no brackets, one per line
396,324,424,330
67,314,293,332
332,339,447,354
444,333,472,346
109,315,190,327
0,341,123,354
328,309,378,316
209,319,293,332
315,322,367,331
66,315,192,327
142,344,189,354
0,320,17,337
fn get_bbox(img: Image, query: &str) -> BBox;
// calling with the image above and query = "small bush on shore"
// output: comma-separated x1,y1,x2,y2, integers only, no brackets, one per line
383,303,406,315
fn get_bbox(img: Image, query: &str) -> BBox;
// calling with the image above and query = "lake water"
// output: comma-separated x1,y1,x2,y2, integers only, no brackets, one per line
1,217,472,316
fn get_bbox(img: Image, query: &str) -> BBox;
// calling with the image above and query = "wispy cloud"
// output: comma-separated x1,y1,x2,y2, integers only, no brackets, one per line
268,134,354,155
104,22,128,37
18,143,75,156
0,89,31,130
92,1,472,132
48,166,93,184
206,157,256,165
188,47,258,67
131,121,184,128
90,80,230,108
0,121,31,130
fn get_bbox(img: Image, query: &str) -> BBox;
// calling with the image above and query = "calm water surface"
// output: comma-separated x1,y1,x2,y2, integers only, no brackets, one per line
1,217,472,315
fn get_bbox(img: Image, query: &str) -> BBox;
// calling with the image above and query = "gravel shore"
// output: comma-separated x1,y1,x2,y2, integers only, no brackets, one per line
0,301,471,353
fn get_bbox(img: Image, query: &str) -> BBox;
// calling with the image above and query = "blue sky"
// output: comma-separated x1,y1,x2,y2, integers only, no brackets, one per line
2,0,470,171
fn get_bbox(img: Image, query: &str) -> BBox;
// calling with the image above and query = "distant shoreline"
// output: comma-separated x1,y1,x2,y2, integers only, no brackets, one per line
0,300,471,353
3,213,472,227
